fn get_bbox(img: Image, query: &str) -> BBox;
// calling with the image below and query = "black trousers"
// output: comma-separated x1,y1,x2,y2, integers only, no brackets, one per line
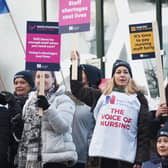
71,162,85,168
100,158,133,168
43,162,68,168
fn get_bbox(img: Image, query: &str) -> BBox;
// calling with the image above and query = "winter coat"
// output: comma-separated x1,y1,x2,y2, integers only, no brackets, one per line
70,70,150,165
0,96,22,168
0,106,11,167
149,84,168,140
11,94,28,140
72,103,94,164
142,155,168,168
21,86,77,166
8,94,28,168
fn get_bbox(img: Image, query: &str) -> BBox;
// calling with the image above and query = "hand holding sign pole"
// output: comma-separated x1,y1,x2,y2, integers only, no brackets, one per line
25,21,61,116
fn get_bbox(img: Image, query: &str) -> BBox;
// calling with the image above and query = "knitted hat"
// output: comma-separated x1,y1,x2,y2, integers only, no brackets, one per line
112,59,132,77
157,121,168,138
80,64,102,89
13,70,34,88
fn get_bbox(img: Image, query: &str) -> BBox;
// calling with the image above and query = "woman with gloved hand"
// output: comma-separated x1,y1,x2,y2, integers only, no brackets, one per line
8,70,35,168
18,71,77,168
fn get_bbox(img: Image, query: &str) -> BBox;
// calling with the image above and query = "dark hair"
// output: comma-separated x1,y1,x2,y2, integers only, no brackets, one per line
50,71,59,89
157,121,168,138
34,71,59,90
80,64,102,89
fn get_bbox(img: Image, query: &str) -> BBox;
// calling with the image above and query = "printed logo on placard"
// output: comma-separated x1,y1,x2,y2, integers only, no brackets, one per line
37,64,41,68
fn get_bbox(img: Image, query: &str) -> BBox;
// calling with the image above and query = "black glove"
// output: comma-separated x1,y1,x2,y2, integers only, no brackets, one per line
11,113,24,139
37,95,50,110
11,113,22,126
0,91,16,106
0,92,7,105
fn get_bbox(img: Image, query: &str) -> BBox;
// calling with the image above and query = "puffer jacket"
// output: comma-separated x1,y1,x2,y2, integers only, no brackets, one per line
70,67,150,165
23,86,77,166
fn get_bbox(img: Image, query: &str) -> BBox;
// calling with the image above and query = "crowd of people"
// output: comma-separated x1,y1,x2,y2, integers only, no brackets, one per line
0,50,168,168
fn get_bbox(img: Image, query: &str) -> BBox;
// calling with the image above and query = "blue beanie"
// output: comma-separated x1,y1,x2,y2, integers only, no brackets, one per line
157,121,168,138
112,59,132,77
13,70,34,88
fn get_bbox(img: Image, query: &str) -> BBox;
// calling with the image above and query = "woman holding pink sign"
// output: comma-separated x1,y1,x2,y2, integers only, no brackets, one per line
18,71,77,168
70,51,150,168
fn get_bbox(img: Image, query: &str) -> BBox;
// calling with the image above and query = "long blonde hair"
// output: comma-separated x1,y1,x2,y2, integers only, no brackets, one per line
102,77,140,95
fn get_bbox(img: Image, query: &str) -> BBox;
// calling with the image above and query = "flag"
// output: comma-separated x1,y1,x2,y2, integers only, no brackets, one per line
0,0,9,14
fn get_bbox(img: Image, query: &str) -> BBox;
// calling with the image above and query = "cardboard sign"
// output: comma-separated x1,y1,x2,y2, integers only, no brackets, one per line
26,21,61,71
59,0,90,33
129,23,155,60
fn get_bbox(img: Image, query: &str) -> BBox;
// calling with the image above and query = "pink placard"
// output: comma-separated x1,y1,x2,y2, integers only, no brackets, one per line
59,0,90,26
26,33,60,63
25,21,60,71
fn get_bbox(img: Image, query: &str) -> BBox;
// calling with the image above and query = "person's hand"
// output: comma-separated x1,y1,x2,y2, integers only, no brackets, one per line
155,103,168,118
70,50,80,65
11,113,23,130
37,95,50,110
0,91,16,106
11,113,24,140
0,92,7,105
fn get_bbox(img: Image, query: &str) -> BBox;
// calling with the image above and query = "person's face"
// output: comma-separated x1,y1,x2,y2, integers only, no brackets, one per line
82,70,89,88
14,78,31,96
113,66,131,89
35,71,55,92
157,136,168,157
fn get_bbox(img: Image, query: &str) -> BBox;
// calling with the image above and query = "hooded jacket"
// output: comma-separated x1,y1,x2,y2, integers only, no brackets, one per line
80,64,102,88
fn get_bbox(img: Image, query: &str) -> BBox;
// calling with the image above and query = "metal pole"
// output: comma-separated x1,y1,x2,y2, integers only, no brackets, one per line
96,0,105,77
41,0,47,21
156,0,163,49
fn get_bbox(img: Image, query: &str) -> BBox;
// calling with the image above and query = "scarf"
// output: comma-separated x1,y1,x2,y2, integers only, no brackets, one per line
18,87,56,168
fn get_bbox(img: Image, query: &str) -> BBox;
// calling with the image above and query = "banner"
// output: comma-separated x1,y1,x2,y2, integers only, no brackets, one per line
26,21,61,71
59,0,90,33
129,23,155,60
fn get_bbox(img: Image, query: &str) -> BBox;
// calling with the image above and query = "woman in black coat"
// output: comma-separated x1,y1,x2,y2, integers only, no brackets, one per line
70,51,150,168
0,70,35,168
0,91,21,168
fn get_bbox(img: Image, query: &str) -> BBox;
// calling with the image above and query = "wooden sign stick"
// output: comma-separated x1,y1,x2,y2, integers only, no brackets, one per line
152,21,166,104
38,71,45,116
71,34,78,80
